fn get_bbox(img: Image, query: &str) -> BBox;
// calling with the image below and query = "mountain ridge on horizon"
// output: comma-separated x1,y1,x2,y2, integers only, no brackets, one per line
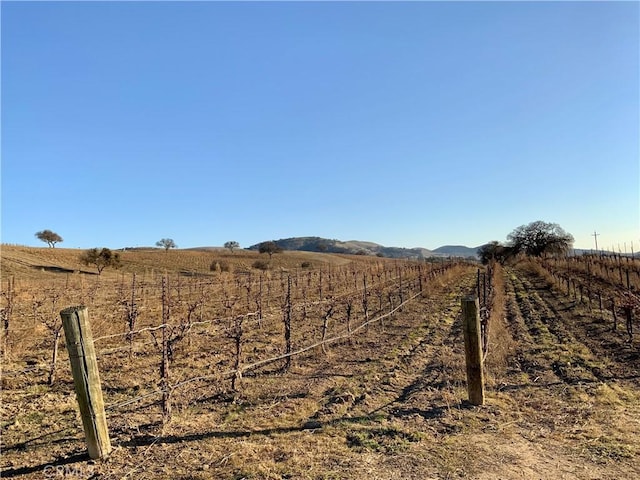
246,236,482,259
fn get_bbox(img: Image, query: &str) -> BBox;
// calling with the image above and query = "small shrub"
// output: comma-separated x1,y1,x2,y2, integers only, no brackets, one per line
252,260,270,271
301,261,312,269
210,261,231,272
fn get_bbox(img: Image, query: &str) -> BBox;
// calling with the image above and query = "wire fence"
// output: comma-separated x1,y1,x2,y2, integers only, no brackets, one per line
2,260,469,428
104,290,423,413
531,256,638,341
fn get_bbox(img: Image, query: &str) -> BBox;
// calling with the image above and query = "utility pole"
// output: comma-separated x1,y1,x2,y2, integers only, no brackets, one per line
592,231,600,253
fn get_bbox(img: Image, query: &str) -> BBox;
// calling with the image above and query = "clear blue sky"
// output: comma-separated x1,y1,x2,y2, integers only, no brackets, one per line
2,1,638,252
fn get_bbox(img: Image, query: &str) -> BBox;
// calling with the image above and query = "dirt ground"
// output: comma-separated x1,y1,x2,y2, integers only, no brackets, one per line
1,252,639,479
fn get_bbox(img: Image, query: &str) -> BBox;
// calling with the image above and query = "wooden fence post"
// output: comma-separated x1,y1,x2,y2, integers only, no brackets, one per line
598,292,603,319
461,296,485,406
283,275,292,372
60,306,112,460
625,306,633,341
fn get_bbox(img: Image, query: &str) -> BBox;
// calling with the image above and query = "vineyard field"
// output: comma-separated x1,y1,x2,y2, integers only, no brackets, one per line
1,246,639,479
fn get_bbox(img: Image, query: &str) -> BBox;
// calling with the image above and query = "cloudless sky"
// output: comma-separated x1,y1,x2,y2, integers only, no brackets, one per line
2,1,638,252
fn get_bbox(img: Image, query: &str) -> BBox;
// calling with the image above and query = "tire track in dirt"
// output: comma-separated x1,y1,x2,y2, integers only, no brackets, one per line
524,266,640,382
506,267,612,386
511,266,639,384
297,264,640,479
497,265,640,478
301,267,479,426
346,269,478,425
380,269,476,405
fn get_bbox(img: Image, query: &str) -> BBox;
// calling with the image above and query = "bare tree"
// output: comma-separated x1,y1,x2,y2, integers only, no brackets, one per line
35,230,63,248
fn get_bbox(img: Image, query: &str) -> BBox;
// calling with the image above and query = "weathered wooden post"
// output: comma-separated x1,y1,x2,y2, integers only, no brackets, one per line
60,306,112,460
160,277,171,423
283,275,292,371
625,305,633,341
598,292,603,320
461,296,485,406
579,285,583,303
626,269,631,291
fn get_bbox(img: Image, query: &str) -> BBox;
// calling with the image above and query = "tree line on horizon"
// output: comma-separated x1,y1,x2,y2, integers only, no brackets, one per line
33,220,575,273
32,229,284,274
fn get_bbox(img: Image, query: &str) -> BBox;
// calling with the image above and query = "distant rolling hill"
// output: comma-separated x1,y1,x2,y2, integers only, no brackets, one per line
248,237,480,260
431,245,482,258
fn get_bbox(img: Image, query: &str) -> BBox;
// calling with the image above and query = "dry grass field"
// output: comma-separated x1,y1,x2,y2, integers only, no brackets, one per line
1,245,639,479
